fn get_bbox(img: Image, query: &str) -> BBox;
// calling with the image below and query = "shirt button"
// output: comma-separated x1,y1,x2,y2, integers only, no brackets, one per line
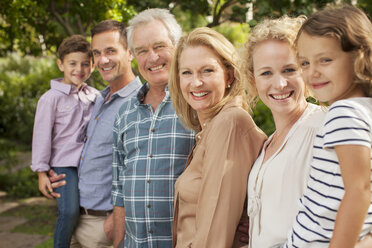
95,117,99,121
149,154,153,158
151,128,155,132
147,204,151,208
80,156,83,160
149,229,153,234
147,179,151,183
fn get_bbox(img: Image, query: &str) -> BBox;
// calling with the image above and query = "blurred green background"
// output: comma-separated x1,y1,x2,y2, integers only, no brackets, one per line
1,0,370,197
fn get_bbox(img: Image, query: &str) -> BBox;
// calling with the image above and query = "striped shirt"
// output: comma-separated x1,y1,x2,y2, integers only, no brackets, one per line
111,83,195,248
285,98,372,247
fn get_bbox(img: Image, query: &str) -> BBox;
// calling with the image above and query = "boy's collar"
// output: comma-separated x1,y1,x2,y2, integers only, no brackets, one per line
50,78,73,95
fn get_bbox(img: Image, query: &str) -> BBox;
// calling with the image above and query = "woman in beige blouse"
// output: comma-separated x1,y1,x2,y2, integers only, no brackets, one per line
169,27,266,247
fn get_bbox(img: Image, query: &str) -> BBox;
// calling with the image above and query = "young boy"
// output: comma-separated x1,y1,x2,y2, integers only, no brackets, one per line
31,35,98,248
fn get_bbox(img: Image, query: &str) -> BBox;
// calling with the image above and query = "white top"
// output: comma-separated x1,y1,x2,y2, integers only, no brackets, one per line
247,103,326,248
285,98,372,247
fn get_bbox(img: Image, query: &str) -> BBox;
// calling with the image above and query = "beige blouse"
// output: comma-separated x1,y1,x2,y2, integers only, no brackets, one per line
173,97,266,248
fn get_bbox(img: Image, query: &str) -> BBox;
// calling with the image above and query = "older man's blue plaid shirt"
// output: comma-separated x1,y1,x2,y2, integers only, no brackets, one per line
112,83,195,248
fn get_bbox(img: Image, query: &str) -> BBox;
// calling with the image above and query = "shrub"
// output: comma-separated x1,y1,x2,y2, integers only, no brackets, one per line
0,53,59,144
0,166,41,198
0,139,18,172
252,100,275,136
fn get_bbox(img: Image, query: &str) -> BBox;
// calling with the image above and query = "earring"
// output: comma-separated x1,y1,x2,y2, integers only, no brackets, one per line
227,84,231,88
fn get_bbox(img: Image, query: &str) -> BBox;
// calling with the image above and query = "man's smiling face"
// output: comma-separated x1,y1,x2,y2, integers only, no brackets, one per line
132,20,175,87
92,30,133,84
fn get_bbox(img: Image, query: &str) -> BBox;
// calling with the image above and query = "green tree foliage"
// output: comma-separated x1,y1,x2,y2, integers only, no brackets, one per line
0,0,136,56
2,0,370,56
248,0,372,27
127,0,372,31
127,0,250,29
213,23,250,47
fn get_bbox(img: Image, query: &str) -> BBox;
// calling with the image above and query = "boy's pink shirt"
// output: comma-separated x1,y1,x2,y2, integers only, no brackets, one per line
31,78,97,172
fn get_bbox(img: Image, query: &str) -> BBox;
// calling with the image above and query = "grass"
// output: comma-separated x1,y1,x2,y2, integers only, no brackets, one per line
0,139,56,247
36,238,54,248
0,198,57,247
4,205,57,235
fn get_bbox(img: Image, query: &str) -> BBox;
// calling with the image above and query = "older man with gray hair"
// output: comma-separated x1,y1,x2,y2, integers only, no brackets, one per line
111,8,195,247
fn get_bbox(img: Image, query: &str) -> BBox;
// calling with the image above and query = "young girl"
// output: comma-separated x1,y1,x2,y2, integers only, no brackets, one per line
31,35,98,248
284,5,372,247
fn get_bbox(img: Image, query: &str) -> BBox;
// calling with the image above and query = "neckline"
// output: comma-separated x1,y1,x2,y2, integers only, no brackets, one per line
251,103,312,201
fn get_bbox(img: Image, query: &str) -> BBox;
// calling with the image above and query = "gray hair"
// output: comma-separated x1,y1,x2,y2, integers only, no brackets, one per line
127,8,182,54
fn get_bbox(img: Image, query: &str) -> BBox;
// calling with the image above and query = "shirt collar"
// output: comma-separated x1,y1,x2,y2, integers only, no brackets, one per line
136,82,169,104
100,76,142,102
222,96,243,110
137,83,150,103
116,76,142,98
199,96,243,132
50,78,73,95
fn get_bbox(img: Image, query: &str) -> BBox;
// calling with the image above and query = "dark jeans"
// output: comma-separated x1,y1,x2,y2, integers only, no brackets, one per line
52,166,79,248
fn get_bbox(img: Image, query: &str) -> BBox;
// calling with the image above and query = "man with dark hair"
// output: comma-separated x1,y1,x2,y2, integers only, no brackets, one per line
50,19,142,248
91,20,128,48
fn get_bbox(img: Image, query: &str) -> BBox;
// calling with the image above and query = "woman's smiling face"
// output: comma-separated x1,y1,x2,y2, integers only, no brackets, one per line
179,45,230,122
252,39,307,117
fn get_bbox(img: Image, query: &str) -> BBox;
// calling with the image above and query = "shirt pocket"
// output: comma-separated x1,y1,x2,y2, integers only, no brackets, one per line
56,101,79,124
97,118,115,144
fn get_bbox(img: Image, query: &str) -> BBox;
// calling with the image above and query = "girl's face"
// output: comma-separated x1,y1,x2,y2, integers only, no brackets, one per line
252,39,307,118
297,32,360,104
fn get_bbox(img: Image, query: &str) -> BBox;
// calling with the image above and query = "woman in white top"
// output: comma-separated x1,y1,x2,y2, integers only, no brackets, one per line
239,15,372,248
240,15,326,247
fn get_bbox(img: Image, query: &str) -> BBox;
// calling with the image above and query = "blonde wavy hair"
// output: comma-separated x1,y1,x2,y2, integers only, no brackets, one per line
296,4,372,97
241,15,307,108
169,27,248,131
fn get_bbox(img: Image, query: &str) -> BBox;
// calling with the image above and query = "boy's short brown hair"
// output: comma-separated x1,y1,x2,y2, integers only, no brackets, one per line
57,35,92,61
